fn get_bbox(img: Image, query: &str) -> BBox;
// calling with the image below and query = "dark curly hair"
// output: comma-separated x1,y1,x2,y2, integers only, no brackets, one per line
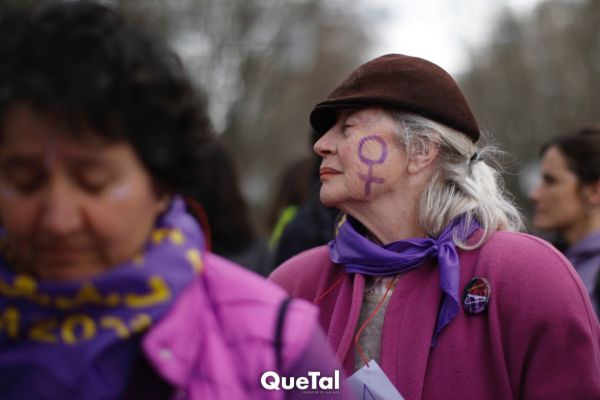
0,0,214,194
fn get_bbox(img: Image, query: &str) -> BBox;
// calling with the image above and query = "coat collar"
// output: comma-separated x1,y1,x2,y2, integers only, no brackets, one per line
566,229,600,260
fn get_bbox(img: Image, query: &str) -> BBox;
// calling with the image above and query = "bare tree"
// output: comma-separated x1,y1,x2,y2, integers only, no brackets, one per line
116,0,372,231
460,0,600,221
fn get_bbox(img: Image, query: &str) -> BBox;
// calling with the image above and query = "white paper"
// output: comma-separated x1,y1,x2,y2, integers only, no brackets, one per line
345,360,405,400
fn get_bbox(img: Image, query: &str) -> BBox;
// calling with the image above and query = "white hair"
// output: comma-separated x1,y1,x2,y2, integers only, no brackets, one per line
391,112,524,249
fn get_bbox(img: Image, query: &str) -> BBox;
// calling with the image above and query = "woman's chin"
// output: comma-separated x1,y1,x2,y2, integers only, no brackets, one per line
32,258,107,282
319,193,341,208
531,215,554,232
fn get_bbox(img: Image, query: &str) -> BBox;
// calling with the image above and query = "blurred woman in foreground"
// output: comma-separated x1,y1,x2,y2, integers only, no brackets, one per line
530,126,600,317
0,2,348,399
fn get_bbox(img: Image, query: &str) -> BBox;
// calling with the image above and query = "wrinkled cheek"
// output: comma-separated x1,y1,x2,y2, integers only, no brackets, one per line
0,186,27,218
0,186,17,202
1,232,37,273
347,160,387,198
94,227,138,265
0,202,38,243
96,211,157,265
343,173,368,199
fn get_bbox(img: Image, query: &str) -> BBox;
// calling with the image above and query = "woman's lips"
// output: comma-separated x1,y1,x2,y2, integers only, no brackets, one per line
320,167,340,179
36,244,93,262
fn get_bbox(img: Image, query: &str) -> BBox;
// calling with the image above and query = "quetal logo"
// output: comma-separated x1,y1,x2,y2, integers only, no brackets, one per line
261,370,341,392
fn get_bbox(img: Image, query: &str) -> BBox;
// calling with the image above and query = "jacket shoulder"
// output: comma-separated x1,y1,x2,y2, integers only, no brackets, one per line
470,233,600,398
144,251,321,391
477,231,575,279
204,252,286,303
474,231,597,328
269,245,334,297
203,252,319,368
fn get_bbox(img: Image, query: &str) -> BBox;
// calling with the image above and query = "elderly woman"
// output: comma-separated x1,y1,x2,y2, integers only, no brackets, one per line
270,54,600,399
530,126,600,317
0,2,349,399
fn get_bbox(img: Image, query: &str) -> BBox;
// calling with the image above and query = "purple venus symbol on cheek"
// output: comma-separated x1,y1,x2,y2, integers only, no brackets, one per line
358,135,387,196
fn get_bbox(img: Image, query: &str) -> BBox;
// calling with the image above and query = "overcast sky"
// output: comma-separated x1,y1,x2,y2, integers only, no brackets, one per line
363,0,565,75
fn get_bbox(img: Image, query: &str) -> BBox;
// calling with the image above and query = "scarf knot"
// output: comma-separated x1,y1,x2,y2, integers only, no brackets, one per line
329,215,479,345
426,244,439,256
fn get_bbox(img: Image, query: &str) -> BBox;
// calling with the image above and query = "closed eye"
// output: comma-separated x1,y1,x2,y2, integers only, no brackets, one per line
71,164,117,195
0,157,47,194
542,173,557,185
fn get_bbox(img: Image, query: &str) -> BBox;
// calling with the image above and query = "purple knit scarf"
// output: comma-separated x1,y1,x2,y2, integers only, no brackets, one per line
0,196,204,399
329,215,479,345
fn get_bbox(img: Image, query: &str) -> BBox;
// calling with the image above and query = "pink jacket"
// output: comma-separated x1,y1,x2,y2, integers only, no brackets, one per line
270,231,600,400
143,252,320,399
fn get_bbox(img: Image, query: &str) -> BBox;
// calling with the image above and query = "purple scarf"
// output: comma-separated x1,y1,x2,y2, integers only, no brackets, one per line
0,196,203,399
329,215,479,345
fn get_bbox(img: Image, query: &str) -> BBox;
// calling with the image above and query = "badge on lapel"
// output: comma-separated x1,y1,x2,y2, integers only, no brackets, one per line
462,277,491,315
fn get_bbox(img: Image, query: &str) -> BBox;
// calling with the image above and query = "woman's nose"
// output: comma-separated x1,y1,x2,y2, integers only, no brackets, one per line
39,179,83,236
314,130,337,157
529,185,541,202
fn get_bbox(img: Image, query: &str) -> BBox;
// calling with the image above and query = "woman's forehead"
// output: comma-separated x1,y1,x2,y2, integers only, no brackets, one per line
1,104,114,148
543,147,568,169
335,107,393,125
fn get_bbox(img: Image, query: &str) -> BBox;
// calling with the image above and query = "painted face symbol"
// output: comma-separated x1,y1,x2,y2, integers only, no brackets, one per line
357,135,387,196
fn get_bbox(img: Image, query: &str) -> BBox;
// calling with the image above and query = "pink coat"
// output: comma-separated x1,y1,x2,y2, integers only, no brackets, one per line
270,231,600,400
142,252,320,399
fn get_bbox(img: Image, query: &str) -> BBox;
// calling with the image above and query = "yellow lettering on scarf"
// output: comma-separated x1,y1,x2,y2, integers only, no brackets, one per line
151,229,169,244
0,279,13,296
30,319,58,343
186,249,203,273
124,276,170,308
130,313,152,333
14,275,36,293
0,275,50,305
152,228,185,245
0,307,19,338
100,316,130,339
61,314,96,345
55,283,121,309
169,229,185,245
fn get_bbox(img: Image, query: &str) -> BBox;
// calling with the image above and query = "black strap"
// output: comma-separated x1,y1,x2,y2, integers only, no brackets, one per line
274,297,293,371
594,267,600,310
122,350,175,400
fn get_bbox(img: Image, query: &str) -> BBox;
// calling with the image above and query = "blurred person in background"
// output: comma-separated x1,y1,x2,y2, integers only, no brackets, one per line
267,156,314,252
530,126,600,318
268,147,339,271
0,2,351,399
271,187,339,270
271,54,600,399
188,140,270,276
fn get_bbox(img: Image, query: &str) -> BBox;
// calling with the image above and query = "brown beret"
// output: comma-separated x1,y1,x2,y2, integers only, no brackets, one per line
310,54,480,142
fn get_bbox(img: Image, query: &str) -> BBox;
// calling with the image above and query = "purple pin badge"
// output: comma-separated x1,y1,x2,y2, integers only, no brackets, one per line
462,277,491,315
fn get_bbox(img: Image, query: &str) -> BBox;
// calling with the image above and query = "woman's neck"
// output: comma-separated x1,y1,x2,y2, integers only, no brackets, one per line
563,209,600,246
342,197,424,245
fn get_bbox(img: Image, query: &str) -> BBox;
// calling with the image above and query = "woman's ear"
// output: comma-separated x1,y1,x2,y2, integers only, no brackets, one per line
157,194,172,213
407,140,440,175
583,179,600,206
153,183,172,213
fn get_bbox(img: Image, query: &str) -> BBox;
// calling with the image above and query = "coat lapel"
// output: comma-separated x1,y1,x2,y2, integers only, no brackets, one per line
322,272,365,372
380,259,441,400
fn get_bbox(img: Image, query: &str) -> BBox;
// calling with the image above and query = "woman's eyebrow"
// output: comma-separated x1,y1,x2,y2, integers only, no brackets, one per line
0,154,44,169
